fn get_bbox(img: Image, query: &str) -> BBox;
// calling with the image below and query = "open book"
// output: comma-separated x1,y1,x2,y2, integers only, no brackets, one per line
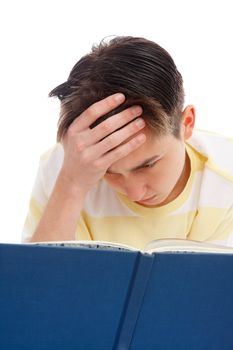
0,239,233,349
32,238,233,254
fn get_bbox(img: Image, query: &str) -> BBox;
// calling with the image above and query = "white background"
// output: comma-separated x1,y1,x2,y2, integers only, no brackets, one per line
0,0,233,243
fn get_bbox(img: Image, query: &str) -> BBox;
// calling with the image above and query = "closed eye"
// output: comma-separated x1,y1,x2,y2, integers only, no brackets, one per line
143,161,157,168
133,161,159,173
135,161,157,172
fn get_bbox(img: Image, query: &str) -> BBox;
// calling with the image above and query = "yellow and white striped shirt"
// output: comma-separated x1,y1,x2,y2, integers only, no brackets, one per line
22,130,233,249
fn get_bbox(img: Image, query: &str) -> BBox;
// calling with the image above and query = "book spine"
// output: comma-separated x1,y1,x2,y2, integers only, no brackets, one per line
113,253,154,350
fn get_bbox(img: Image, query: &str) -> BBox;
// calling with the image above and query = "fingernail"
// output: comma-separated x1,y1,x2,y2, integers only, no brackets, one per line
114,93,125,102
132,106,142,114
136,118,145,128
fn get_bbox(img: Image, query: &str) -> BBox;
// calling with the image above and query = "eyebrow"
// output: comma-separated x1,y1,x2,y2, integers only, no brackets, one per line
106,155,160,174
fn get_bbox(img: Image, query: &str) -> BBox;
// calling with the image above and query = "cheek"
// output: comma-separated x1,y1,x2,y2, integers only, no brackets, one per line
149,161,181,190
162,157,185,188
104,175,122,188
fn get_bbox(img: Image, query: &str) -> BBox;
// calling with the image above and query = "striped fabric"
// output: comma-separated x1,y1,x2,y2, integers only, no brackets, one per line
22,130,233,249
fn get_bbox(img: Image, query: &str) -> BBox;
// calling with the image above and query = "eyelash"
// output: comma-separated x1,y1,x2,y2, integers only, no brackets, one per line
143,161,157,169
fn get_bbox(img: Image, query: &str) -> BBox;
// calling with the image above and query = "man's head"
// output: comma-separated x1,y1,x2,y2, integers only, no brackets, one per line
49,36,195,207
49,36,186,141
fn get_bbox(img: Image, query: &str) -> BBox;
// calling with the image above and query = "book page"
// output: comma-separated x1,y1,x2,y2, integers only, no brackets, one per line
30,240,139,252
144,238,233,254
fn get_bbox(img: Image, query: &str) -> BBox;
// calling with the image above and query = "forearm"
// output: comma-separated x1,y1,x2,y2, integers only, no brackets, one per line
29,172,87,242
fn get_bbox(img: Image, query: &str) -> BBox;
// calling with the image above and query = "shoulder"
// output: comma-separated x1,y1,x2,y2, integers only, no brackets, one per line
38,143,64,196
187,129,233,181
40,143,64,167
186,130,233,209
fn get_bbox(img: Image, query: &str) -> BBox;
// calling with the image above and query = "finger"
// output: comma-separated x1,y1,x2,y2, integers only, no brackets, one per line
97,133,147,168
89,105,143,144
93,117,146,157
71,93,125,132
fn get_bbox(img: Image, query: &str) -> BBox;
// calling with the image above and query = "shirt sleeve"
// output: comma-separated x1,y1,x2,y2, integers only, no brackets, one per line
21,162,48,242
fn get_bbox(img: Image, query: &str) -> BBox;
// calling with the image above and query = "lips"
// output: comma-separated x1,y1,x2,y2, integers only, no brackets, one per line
137,194,157,204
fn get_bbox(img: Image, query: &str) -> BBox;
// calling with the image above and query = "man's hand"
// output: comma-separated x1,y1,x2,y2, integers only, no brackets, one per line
60,93,146,193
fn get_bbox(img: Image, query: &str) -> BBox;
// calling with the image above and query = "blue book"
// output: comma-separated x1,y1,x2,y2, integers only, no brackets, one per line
0,240,233,349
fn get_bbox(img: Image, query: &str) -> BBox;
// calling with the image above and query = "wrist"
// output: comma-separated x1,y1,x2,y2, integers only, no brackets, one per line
56,169,88,200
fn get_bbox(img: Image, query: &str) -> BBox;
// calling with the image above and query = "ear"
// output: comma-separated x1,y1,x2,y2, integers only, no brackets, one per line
180,105,196,140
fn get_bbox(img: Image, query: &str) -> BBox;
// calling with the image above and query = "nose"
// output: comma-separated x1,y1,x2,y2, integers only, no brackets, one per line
124,181,147,202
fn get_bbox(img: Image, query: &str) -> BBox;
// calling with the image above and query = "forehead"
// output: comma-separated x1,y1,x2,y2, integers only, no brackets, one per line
108,127,173,172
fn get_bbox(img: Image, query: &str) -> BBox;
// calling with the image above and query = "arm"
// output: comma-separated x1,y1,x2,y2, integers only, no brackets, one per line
29,93,146,242
29,171,86,242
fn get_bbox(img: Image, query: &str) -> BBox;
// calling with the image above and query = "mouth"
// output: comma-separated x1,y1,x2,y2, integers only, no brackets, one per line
136,194,158,204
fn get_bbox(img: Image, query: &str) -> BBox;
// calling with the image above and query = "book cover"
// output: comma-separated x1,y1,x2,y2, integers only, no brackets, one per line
0,241,233,349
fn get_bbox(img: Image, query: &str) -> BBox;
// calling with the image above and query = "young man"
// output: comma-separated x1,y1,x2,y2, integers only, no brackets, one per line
22,36,233,248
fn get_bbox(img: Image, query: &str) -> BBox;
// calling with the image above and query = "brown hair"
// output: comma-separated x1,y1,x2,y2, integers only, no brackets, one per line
49,36,185,141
